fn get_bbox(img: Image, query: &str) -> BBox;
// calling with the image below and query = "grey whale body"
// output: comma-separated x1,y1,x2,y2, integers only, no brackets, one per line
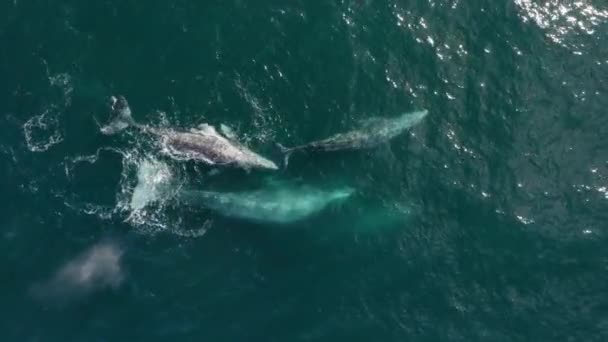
178,184,354,224
101,96,278,171
278,110,428,165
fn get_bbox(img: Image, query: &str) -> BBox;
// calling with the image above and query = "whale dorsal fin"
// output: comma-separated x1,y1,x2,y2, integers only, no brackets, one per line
198,123,217,133
191,123,218,135
219,123,239,141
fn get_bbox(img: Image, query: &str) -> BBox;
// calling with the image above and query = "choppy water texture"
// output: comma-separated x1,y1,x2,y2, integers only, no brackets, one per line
1,1,608,340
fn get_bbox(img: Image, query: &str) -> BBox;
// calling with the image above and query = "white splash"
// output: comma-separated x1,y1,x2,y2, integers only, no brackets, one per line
598,186,608,199
516,214,535,225
129,158,174,212
23,69,74,152
117,154,188,235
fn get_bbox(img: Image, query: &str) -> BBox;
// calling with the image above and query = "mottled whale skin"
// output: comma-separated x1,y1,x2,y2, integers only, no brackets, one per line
278,110,428,165
101,96,278,170
178,183,354,224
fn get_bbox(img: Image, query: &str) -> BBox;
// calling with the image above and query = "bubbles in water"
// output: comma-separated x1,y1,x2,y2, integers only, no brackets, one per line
234,76,282,144
219,123,239,141
22,69,75,153
23,109,63,152
48,72,74,107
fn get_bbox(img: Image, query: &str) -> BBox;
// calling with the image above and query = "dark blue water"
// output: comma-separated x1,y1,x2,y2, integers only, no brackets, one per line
2,1,608,340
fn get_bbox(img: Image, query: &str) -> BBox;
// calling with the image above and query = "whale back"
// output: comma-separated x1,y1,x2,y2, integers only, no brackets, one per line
179,186,354,224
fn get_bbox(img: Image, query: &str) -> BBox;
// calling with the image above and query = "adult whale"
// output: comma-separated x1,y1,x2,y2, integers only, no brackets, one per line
277,110,428,166
101,96,278,171
177,182,354,224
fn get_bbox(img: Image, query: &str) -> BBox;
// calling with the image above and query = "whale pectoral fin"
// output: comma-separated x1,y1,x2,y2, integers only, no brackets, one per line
219,123,240,141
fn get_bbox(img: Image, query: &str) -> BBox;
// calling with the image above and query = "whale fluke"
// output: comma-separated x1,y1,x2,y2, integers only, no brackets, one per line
101,96,136,135
275,142,295,168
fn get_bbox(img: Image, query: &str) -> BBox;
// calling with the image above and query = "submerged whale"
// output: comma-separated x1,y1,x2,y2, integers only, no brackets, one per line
101,96,278,171
177,182,354,224
277,110,428,165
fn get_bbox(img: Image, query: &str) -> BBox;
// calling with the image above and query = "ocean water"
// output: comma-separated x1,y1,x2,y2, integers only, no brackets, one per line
2,0,608,340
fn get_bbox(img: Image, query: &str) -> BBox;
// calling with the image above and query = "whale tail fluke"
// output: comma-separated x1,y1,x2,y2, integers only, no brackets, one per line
100,95,136,135
275,143,295,168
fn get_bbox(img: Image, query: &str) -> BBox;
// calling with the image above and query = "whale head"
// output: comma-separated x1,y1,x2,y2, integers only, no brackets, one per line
396,110,428,130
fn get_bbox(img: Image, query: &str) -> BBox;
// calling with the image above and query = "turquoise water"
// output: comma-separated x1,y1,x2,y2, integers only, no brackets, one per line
2,1,608,340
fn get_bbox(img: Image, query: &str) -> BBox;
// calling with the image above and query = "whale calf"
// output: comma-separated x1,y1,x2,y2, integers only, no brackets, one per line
101,96,278,171
277,110,428,166
177,182,354,224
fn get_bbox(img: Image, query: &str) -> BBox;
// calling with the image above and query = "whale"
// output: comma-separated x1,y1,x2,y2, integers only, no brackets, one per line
277,110,428,166
101,96,278,171
177,182,354,224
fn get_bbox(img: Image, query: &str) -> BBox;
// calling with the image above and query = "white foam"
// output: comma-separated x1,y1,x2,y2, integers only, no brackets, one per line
234,77,281,144
63,146,123,179
23,109,63,152
130,158,174,212
48,72,74,106
61,131,208,238
23,70,74,153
